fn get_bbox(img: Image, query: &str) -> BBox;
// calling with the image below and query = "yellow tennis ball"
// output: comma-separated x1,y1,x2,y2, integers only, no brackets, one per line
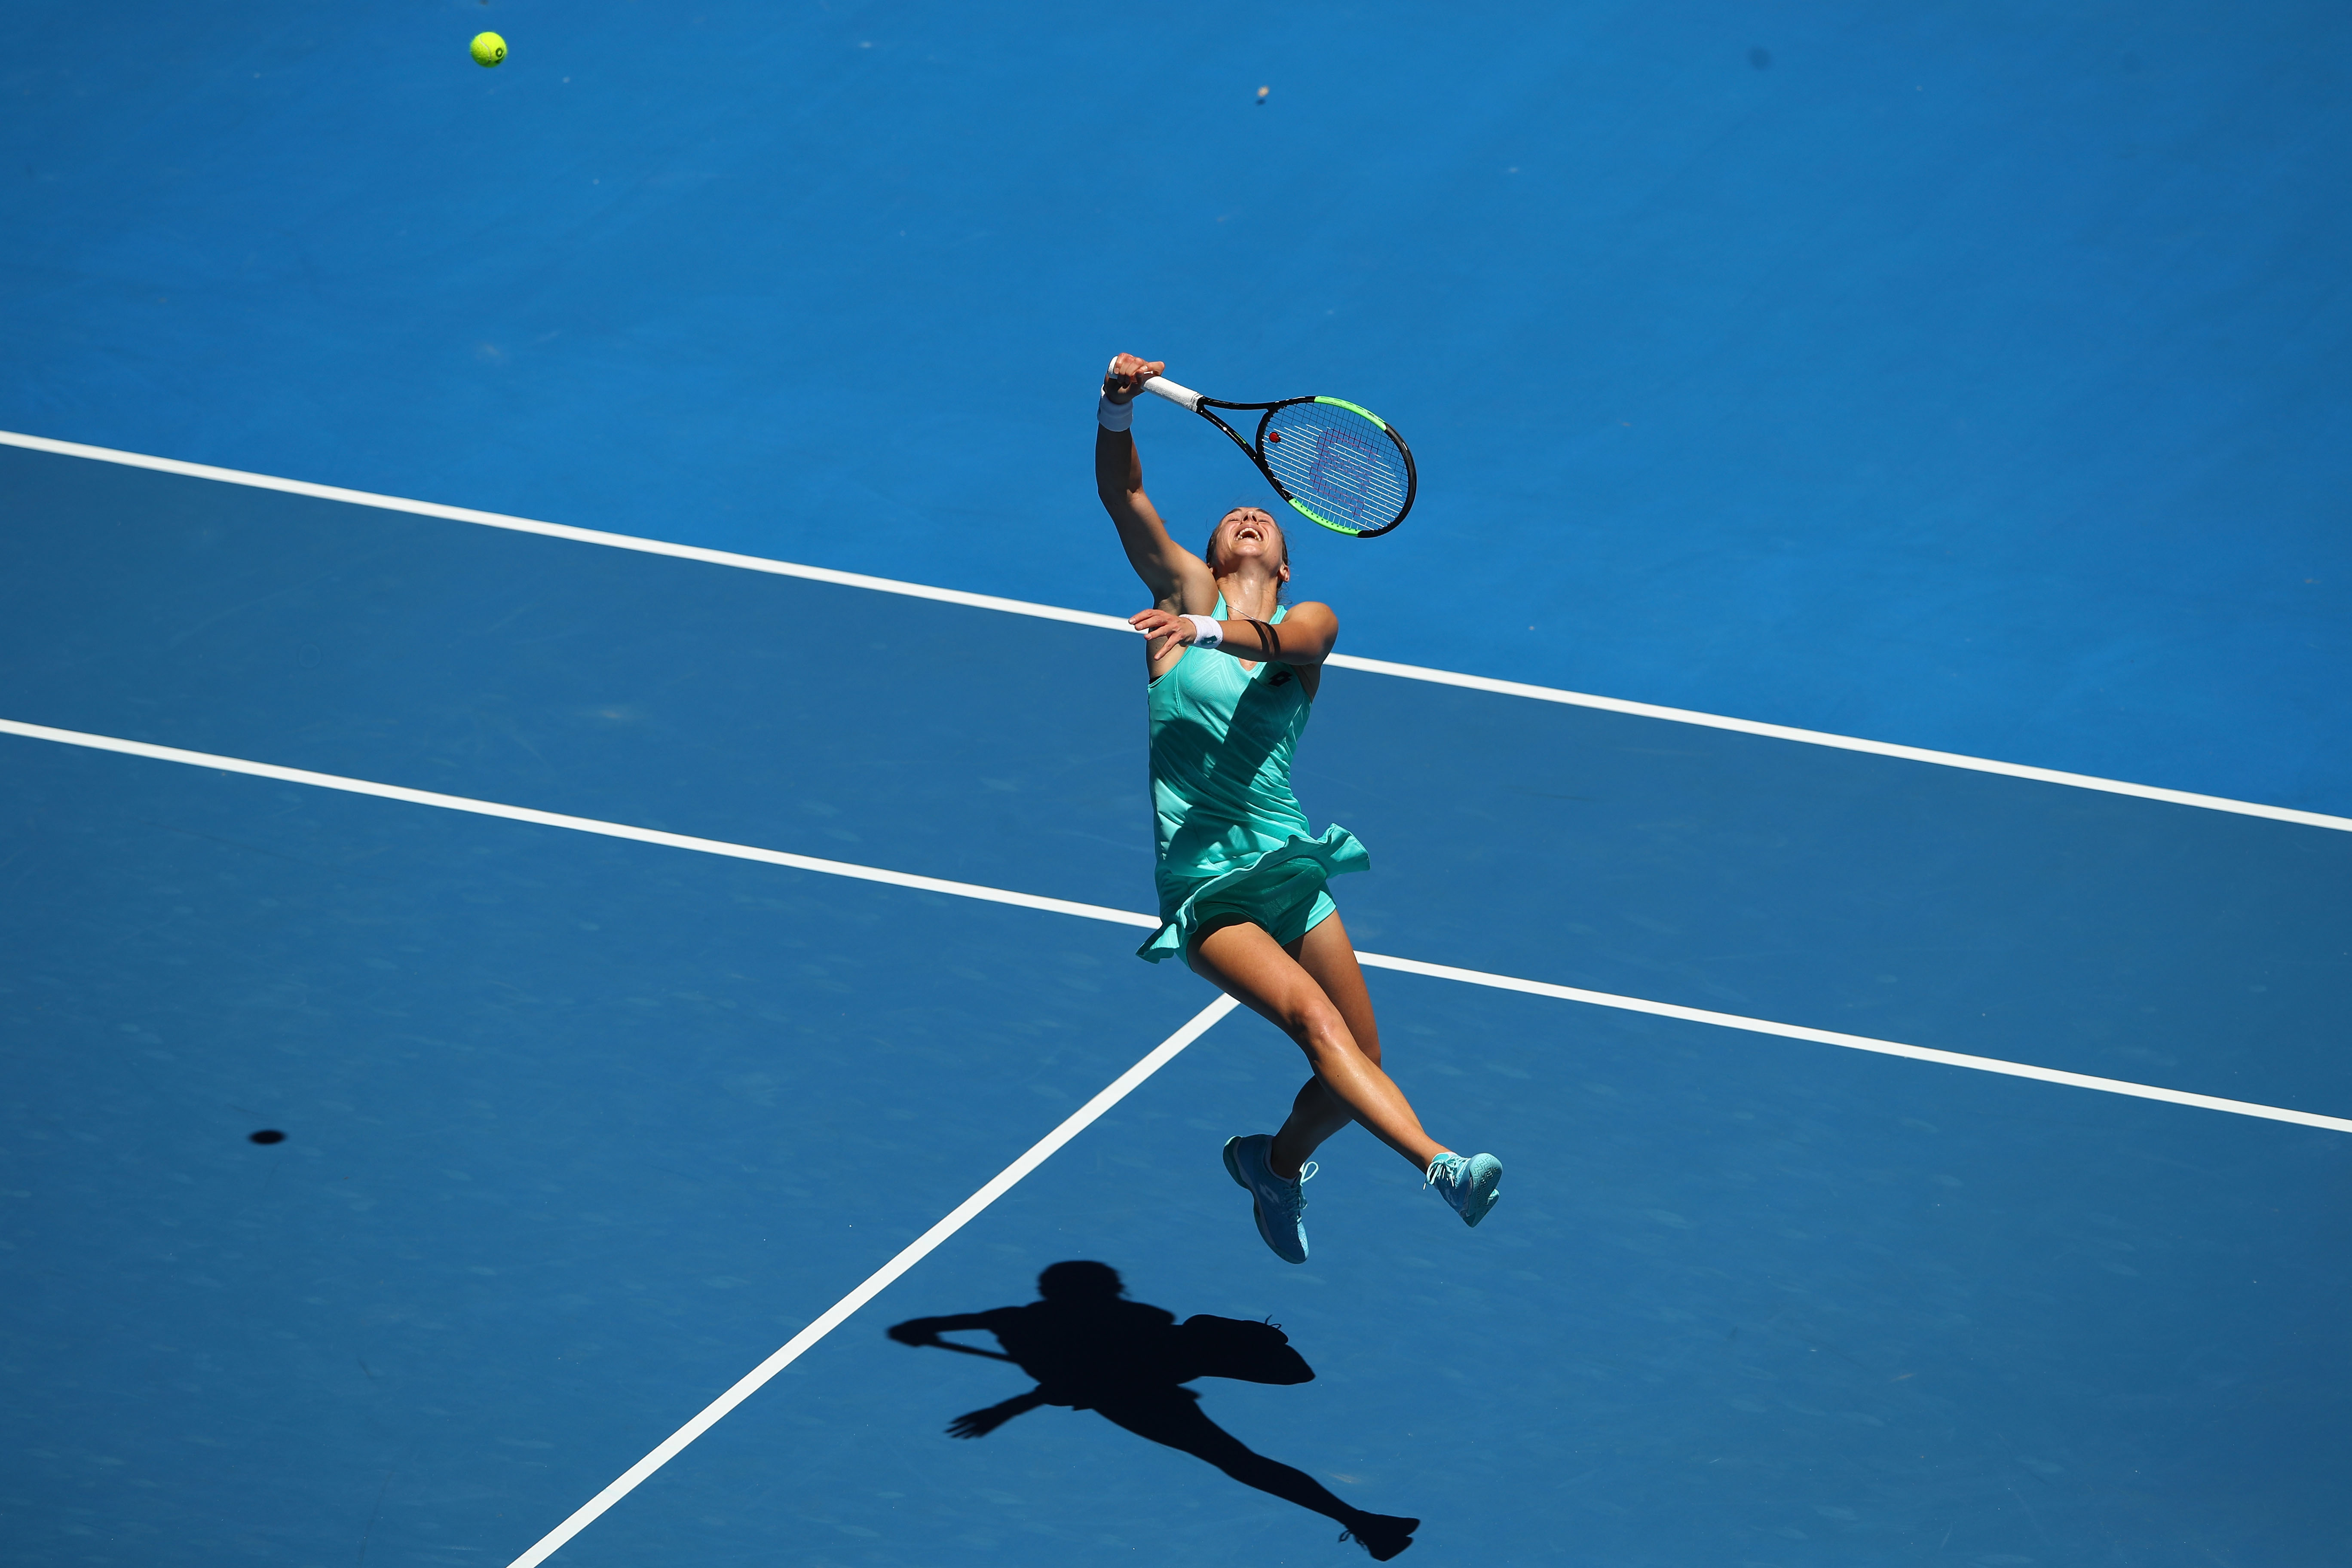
470,32,507,68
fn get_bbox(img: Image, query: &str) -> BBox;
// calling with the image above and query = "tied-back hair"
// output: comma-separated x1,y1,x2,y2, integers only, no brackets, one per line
1204,510,1290,606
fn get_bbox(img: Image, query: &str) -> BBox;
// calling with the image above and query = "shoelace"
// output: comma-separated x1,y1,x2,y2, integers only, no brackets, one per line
1422,1152,1461,1189
1278,1161,1318,1219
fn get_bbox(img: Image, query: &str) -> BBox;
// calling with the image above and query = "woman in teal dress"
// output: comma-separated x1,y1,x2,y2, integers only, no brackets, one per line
1096,352,1503,1265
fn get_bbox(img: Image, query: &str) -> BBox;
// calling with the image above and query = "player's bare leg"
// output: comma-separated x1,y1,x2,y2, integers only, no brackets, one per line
1189,915,1444,1174
1193,912,1504,1258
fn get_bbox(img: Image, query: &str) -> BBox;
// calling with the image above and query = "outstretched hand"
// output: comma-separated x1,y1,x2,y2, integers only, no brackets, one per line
1103,353,1165,403
946,1392,1043,1439
1128,606,1203,658
946,1406,1013,1440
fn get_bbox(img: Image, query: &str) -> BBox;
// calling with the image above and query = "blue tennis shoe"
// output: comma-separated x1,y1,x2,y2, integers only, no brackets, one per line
1424,1151,1502,1227
1223,1134,1314,1265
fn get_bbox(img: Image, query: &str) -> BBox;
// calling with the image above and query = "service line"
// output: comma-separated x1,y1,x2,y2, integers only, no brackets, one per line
502,993,1238,1568
6,428,2346,835
12,714,2349,1567
6,716,2346,1138
1354,953,2352,1137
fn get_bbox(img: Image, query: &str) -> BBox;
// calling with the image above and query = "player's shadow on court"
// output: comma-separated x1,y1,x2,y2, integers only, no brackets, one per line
888,1260,1419,1561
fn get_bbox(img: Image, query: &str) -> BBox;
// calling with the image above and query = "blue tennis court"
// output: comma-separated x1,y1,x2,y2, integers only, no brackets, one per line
7,5,2351,1565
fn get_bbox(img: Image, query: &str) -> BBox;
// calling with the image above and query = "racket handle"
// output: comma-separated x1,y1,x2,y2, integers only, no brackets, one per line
1141,376,1203,412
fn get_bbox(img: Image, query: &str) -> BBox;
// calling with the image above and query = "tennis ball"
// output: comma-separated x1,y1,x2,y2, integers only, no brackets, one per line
471,31,507,67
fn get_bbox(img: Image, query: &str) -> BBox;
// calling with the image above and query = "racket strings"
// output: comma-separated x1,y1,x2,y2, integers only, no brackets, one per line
1262,402,1411,535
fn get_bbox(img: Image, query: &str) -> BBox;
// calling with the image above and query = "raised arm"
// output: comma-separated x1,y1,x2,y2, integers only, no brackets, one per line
1096,353,1216,615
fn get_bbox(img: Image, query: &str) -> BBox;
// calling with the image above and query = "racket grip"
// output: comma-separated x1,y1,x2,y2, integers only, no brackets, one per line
1142,376,1203,412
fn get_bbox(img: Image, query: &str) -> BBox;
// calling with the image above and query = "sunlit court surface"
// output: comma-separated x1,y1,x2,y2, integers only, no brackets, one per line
6,4,2352,1566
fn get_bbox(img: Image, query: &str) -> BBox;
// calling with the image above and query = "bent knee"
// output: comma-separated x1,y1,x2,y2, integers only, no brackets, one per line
1280,999,1356,1054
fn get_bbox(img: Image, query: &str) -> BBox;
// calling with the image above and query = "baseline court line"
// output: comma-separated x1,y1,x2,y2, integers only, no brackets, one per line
8,717,2347,1138
0,430,1130,634
500,993,1239,1568
6,428,2346,835
1321,656,2352,833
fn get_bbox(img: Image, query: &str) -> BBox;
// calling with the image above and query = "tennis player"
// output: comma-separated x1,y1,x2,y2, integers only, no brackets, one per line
1096,352,1503,1265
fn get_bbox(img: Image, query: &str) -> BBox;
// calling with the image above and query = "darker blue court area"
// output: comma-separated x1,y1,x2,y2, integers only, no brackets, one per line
8,4,2352,1565
4,447,2349,1566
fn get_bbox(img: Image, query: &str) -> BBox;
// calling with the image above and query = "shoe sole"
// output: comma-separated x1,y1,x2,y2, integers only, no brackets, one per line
1455,1155,1503,1229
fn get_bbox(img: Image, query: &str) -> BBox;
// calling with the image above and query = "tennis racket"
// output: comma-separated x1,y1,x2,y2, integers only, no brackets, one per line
1138,374,1417,539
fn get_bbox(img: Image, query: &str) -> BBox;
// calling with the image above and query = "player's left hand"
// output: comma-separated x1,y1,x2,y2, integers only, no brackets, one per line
1129,606,1201,654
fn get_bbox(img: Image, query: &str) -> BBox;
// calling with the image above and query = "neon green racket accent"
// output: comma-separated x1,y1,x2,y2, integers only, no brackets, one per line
1263,397,1411,535
1311,396,1390,431
1284,496,1364,536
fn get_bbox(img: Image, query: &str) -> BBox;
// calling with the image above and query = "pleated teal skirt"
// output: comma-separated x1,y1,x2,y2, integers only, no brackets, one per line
1136,823,1368,968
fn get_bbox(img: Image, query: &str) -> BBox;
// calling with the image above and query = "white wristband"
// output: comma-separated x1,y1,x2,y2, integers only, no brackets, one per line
1097,394,1134,432
1182,614,1222,649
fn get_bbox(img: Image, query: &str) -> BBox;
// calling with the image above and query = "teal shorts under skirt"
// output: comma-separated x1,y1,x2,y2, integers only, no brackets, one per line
1137,825,1368,971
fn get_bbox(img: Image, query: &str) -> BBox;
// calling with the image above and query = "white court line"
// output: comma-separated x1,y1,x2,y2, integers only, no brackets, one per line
0,719,1158,931
500,992,1238,1568
12,717,2349,1566
1354,953,2352,1137
1322,655,2352,834
0,429,1130,634
7,716,2347,1137
6,427,2346,835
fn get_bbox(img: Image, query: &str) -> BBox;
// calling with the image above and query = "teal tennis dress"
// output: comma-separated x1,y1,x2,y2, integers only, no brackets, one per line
1138,598,1369,967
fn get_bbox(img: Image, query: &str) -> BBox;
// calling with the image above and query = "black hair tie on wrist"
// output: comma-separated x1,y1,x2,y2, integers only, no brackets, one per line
1246,618,1283,661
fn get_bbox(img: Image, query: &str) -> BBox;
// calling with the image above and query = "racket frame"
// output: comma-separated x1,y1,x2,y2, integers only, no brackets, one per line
1141,375,1416,538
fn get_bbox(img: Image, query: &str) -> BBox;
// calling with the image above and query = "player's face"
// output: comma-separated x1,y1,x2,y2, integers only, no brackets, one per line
1212,508,1287,578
